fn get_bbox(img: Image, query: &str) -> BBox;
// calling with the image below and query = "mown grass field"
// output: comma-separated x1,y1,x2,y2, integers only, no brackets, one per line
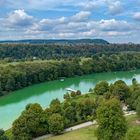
47,125,97,140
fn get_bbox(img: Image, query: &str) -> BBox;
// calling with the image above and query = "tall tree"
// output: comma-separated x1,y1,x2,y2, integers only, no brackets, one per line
136,97,140,120
48,113,64,135
96,98,127,140
94,81,109,95
12,103,48,139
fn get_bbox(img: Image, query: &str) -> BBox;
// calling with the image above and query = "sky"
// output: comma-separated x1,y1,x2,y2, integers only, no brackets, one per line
0,0,140,43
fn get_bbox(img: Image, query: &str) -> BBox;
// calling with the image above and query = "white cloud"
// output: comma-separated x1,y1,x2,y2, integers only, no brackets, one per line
26,12,134,40
0,4,139,43
106,0,123,15
133,12,140,21
99,19,131,31
71,11,91,22
78,1,103,10
5,9,34,28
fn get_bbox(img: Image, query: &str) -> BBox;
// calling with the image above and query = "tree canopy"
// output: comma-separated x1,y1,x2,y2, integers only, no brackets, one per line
96,98,127,140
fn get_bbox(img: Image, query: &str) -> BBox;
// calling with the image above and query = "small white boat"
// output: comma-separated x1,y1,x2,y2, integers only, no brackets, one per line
65,88,76,92
60,79,64,82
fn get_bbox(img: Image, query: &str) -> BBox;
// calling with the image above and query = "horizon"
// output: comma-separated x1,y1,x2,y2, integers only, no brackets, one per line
0,38,138,44
0,0,140,43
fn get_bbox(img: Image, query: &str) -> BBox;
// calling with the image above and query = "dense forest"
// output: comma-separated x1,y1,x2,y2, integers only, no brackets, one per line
1,53,140,96
0,43,140,60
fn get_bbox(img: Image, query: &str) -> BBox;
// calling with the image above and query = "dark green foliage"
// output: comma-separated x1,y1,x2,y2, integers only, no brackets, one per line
70,91,77,98
63,93,70,100
49,99,62,115
76,90,81,96
127,81,140,110
1,43,140,60
0,39,109,45
110,80,131,101
12,103,49,140
136,97,140,119
64,105,77,125
48,113,64,135
64,91,82,100
0,129,9,140
94,81,109,95
1,53,140,96
96,98,127,140
78,98,95,120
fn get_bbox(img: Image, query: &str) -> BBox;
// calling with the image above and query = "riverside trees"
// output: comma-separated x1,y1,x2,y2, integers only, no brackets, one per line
0,129,9,140
11,95,96,139
11,79,140,140
1,53,140,96
12,103,49,140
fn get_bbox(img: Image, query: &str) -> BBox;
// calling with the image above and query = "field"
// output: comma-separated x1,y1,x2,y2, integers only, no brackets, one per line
47,125,97,140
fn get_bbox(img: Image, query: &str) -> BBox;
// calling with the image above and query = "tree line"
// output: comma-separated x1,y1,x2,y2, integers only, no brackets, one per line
2,79,139,140
0,43,140,60
1,53,140,96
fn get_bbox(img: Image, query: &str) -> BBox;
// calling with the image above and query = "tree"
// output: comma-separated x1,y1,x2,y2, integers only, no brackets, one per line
70,91,76,98
63,93,70,100
94,81,109,95
49,99,62,114
0,129,9,140
48,113,64,135
110,80,131,101
136,97,140,120
64,105,77,125
132,78,139,91
96,98,127,140
76,90,81,96
127,88,140,110
79,98,95,120
12,103,49,139
0,81,3,96
5,77,15,91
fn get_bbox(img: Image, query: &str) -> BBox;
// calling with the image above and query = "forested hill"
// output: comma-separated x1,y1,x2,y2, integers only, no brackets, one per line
0,39,109,45
0,43,140,60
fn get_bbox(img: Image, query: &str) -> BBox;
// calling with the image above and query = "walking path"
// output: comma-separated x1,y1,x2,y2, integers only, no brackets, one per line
33,121,97,140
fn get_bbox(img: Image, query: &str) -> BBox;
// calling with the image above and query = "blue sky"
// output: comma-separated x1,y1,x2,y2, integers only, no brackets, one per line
0,0,140,43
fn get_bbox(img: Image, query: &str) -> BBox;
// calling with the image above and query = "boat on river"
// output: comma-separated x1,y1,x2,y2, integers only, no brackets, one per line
65,88,76,92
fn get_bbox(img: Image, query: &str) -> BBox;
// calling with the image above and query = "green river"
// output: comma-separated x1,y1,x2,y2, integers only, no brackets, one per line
0,70,140,130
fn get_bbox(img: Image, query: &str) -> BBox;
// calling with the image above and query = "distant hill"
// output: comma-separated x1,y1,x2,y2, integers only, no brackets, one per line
0,39,109,45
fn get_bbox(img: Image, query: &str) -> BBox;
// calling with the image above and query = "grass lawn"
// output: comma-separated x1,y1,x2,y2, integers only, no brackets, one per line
70,93,96,103
47,125,97,140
